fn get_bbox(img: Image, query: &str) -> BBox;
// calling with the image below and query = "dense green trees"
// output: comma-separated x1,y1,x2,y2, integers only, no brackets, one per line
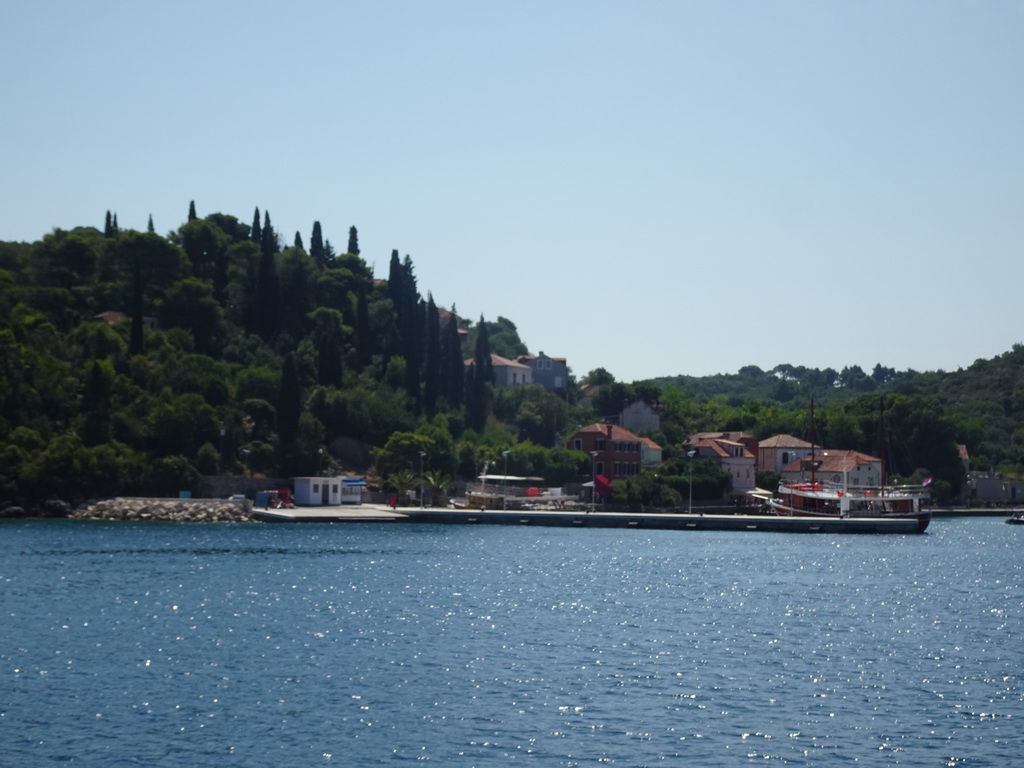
0,207,596,507
0,204,1012,512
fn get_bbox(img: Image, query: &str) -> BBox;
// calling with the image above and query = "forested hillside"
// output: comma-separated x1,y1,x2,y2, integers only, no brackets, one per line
0,204,1019,511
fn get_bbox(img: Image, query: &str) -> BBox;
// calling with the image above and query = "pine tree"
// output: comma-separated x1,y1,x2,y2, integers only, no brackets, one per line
310,221,325,266
251,206,262,244
188,200,197,221
347,226,360,255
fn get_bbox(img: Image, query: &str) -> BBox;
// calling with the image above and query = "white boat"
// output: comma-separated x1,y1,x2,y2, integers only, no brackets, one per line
768,480,931,533
767,398,932,533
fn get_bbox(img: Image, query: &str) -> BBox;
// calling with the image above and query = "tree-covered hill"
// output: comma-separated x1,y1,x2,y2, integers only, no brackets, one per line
0,205,591,508
1,204,1018,511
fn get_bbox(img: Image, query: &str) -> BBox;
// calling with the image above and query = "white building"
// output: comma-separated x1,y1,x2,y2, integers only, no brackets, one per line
293,476,366,506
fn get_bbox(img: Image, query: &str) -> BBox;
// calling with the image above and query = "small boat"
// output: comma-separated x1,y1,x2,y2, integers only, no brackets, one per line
1006,510,1024,525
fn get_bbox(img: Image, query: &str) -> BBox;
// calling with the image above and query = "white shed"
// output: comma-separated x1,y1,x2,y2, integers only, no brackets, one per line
292,476,366,506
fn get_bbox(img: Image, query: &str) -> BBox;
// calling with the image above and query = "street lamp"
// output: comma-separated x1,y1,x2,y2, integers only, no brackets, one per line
318,447,324,475
502,450,510,510
590,450,599,514
241,448,251,477
419,451,426,509
687,449,697,515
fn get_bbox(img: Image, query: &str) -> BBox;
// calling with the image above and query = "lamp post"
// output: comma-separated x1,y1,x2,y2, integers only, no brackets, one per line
502,450,510,510
419,451,426,509
687,449,697,515
241,448,251,477
318,447,324,475
590,450,599,514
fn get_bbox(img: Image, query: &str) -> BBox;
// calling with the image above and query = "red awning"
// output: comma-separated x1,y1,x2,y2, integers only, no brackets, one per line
595,474,612,498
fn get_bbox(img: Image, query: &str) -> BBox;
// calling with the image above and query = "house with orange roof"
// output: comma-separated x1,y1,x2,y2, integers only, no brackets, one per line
689,431,759,467
688,436,757,495
779,449,881,487
757,434,813,473
568,423,658,481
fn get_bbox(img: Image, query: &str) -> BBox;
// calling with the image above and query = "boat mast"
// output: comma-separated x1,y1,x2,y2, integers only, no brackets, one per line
878,396,887,495
809,399,817,485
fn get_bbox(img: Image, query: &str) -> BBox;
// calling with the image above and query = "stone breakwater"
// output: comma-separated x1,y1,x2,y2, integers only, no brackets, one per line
72,497,254,523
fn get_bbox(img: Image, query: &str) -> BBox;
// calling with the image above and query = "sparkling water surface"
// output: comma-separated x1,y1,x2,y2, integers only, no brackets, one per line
2,517,1023,766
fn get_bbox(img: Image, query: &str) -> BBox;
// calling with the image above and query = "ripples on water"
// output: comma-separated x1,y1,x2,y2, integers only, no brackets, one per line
2,518,1023,766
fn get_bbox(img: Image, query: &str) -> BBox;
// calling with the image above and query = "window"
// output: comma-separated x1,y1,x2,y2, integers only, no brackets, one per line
596,439,605,450
313,483,320,493
573,438,582,450
596,462,604,476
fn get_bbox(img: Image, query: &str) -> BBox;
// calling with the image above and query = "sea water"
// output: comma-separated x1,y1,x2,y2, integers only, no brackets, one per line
2,517,1022,766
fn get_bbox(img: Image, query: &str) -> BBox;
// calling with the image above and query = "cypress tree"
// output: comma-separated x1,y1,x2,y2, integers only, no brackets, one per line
112,213,119,235
399,256,422,404
254,213,281,341
323,239,335,265
294,231,304,250
188,200,197,221
261,211,276,257
442,306,464,408
386,249,402,306
347,226,360,255
104,211,113,238
310,221,325,266
147,214,155,233
251,206,262,244
423,293,440,416
467,316,492,432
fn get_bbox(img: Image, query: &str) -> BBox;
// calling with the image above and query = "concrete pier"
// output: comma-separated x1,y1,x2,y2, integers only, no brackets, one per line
249,504,929,534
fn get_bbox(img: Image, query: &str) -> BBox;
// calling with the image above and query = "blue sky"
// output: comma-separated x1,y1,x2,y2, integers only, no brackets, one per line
3,1,1023,382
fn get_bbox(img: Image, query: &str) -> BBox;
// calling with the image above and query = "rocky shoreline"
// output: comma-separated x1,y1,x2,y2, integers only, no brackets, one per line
1,498,249,522
68,497,255,523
